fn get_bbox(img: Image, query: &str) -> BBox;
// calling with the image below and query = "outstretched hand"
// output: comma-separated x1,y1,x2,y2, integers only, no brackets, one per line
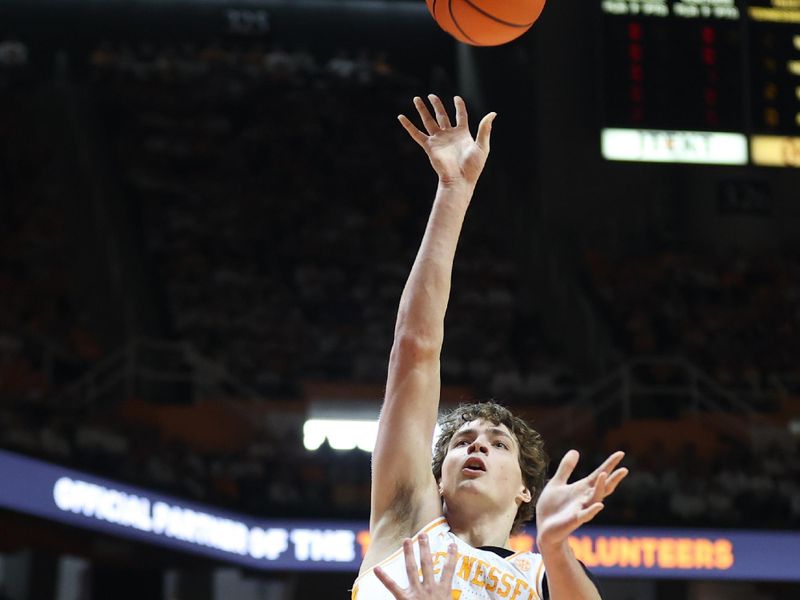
398,95,496,187
535,450,628,551
374,533,459,600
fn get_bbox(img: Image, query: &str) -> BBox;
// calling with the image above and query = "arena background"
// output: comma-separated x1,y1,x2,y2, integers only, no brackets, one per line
1,0,799,598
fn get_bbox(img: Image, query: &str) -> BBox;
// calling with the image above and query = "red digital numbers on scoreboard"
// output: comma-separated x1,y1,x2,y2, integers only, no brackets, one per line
601,2,743,133
702,25,719,127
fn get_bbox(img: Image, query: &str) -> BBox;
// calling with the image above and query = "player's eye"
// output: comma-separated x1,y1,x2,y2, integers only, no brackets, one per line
454,439,469,447
494,441,508,449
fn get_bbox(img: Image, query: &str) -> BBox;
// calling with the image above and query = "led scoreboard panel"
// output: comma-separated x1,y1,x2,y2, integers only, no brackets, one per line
601,1,800,166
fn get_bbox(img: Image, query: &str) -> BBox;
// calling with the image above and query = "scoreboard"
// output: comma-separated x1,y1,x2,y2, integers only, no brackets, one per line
600,0,800,167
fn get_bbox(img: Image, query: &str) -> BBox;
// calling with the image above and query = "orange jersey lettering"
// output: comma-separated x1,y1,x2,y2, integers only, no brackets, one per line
352,517,545,599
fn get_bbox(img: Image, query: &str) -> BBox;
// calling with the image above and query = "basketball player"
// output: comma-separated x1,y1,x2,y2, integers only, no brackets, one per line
351,95,628,600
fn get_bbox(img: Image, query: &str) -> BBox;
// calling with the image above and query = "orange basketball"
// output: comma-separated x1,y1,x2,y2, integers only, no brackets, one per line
425,0,547,46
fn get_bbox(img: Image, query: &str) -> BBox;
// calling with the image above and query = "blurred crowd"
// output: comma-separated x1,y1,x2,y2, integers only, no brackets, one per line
88,39,557,398
586,249,800,397
0,55,102,407
1,40,798,531
89,40,415,89
554,435,800,529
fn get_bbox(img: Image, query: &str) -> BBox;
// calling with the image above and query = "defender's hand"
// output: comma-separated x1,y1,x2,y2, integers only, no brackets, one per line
374,533,459,600
535,450,628,551
398,95,496,187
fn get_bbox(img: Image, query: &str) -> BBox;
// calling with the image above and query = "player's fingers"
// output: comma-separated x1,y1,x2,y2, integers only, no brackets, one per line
603,467,629,497
589,471,608,505
439,543,459,588
418,533,434,582
588,451,625,482
402,538,418,587
398,114,428,147
374,566,407,598
476,112,496,152
413,95,439,135
577,502,605,525
428,94,453,129
553,449,580,483
454,96,468,128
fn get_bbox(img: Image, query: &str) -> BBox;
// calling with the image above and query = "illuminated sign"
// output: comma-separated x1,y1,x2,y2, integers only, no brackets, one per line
568,534,733,571
601,1,670,18
1,449,799,580
0,449,359,571
302,419,441,453
303,419,379,452
601,128,749,164
749,5,800,24
750,135,800,166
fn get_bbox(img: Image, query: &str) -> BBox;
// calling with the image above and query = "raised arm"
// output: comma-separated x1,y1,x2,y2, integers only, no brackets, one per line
363,96,496,566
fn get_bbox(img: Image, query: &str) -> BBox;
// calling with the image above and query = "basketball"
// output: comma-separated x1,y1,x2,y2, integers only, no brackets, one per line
425,0,547,46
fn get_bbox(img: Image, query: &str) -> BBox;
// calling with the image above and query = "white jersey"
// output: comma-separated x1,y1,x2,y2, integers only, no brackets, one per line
352,517,546,600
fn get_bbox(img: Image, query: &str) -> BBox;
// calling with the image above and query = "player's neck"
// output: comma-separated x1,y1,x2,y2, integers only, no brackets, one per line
444,506,513,549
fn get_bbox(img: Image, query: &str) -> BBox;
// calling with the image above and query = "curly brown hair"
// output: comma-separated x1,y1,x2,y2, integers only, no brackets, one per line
431,402,548,534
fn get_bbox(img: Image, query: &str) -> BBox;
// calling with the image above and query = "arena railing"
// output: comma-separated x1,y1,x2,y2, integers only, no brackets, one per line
48,337,264,410
535,356,782,442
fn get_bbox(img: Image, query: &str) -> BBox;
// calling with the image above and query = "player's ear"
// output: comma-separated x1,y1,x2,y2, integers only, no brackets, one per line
517,486,532,504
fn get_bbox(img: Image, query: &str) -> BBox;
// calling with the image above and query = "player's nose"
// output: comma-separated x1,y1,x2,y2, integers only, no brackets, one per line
468,439,489,454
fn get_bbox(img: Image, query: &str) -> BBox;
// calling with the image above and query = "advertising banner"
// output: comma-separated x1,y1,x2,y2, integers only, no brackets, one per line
1,449,797,580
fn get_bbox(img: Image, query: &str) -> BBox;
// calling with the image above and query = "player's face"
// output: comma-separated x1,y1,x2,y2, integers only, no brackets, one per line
439,419,531,513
